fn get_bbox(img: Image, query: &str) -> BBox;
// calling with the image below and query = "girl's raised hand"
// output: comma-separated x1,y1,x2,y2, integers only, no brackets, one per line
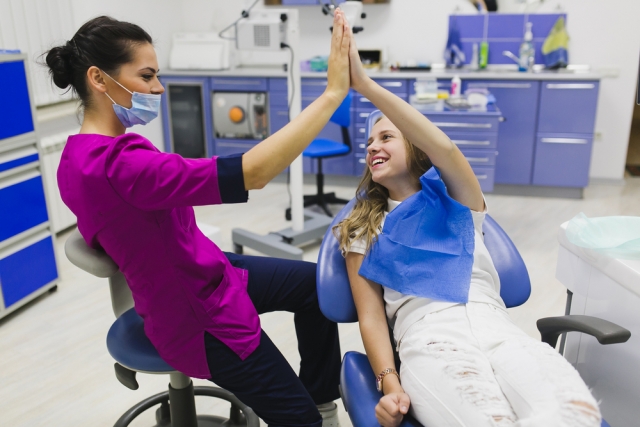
325,8,351,103
348,25,370,93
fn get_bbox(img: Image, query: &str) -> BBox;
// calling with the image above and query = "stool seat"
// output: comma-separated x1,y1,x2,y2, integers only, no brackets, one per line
107,308,174,373
303,139,350,158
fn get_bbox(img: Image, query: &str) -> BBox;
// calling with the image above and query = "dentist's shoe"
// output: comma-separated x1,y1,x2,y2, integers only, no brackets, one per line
317,402,341,427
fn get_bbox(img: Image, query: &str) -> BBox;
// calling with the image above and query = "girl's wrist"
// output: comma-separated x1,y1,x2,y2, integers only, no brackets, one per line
382,373,403,395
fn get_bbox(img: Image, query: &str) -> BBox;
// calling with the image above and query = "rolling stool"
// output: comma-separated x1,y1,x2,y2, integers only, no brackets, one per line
64,228,260,427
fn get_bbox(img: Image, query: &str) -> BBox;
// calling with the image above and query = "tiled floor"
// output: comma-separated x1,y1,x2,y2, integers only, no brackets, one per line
1,176,639,427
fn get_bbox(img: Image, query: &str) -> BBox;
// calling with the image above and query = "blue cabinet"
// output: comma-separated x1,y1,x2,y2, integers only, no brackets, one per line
532,81,599,188
465,81,540,185
0,55,58,319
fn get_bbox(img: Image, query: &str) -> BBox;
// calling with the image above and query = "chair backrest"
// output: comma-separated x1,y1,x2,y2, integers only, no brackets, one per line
317,200,532,323
65,228,134,317
329,91,352,129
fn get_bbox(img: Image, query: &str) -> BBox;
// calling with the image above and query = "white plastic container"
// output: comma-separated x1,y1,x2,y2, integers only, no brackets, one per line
450,75,461,97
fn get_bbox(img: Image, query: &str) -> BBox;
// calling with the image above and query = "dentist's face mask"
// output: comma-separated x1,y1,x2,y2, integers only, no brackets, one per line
102,70,161,128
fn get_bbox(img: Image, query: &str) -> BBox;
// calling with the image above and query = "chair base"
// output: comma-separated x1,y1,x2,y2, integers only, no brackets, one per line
114,385,259,427
286,192,350,219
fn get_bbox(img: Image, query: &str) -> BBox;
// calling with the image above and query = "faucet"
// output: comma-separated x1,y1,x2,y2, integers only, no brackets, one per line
502,51,534,72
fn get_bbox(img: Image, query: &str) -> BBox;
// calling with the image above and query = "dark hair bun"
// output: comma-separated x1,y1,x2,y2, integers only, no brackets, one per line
45,44,74,89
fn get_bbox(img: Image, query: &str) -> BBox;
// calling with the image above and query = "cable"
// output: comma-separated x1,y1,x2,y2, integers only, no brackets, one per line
218,0,260,41
280,42,295,211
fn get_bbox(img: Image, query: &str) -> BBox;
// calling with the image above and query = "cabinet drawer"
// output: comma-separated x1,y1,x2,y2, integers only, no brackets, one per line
269,91,289,108
0,232,58,308
0,170,49,242
355,94,408,112
355,153,367,176
532,134,593,187
215,141,257,157
0,61,35,140
0,146,39,173
538,81,599,134
373,79,408,94
472,167,495,193
446,132,498,150
460,149,496,166
269,78,287,91
301,78,328,96
210,77,267,91
425,115,499,133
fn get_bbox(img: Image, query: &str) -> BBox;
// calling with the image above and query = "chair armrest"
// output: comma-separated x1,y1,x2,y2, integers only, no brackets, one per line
537,315,631,348
64,228,119,278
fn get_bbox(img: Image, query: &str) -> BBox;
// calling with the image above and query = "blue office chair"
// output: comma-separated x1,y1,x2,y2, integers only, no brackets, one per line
286,91,353,220
316,199,629,427
65,229,260,427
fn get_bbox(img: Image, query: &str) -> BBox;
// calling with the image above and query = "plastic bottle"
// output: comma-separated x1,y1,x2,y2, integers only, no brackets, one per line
470,43,479,70
519,22,535,72
479,41,489,69
450,75,461,97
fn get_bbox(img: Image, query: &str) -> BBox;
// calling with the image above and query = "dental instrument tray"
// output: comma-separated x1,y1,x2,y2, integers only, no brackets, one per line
444,97,472,109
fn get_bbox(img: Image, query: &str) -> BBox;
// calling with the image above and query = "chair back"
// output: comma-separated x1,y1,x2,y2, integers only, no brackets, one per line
317,200,532,322
65,228,134,317
329,91,352,129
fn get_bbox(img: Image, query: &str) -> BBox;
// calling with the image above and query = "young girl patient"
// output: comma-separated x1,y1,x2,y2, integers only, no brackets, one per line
335,32,602,427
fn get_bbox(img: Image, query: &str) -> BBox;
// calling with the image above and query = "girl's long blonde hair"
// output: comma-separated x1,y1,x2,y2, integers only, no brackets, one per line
333,116,432,254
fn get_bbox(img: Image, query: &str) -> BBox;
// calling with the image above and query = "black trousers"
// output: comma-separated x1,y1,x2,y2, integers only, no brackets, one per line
204,252,342,427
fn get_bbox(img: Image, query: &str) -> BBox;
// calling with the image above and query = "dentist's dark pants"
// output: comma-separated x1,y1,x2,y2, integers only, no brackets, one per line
204,252,341,427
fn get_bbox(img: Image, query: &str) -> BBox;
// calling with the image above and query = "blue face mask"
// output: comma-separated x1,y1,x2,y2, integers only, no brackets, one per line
102,70,161,128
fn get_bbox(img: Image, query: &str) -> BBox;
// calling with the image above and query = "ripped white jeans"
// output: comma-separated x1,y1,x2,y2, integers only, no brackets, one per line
397,302,601,427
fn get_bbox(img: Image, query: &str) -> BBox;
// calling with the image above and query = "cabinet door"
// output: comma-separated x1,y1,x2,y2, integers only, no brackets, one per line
532,134,593,187
0,170,49,242
538,81,599,134
0,232,58,308
0,61,34,140
465,81,540,185
162,79,209,158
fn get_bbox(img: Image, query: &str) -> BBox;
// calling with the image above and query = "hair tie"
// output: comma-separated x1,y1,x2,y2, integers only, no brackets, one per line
71,38,84,58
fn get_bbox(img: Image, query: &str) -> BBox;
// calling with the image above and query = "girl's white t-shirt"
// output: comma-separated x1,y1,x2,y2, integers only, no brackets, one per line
348,197,506,343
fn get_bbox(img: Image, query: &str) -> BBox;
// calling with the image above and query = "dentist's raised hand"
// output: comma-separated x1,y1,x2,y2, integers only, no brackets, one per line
325,8,352,103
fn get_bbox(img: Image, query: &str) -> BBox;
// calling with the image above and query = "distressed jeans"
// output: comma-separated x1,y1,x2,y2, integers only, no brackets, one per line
397,302,601,427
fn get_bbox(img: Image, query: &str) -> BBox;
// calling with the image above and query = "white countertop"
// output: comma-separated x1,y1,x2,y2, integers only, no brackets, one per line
163,65,602,81
558,222,640,298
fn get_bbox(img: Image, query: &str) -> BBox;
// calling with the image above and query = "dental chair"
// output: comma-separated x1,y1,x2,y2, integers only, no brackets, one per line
65,229,260,427
315,110,629,427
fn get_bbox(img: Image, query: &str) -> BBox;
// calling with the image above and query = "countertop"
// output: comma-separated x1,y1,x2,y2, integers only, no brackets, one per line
162,65,602,81
558,222,640,298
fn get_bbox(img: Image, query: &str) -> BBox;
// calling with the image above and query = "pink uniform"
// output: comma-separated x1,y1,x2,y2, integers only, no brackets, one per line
58,133,260,379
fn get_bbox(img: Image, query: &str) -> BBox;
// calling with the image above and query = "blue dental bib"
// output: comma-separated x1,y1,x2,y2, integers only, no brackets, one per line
358,167,475,303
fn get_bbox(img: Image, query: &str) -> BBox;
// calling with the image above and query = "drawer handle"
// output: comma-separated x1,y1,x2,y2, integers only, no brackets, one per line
302,96,317,101
467,83,532,89
358,158,366,164
380,82,403,87
359,112,370,118
358,143,366,149
475,174,488,180
451,140,491,146
276,111,289,116
359,128,366,133
303,80,328,86
465,157,490,163
546,83,595,90
359,97,372,103
541,138,589,144
433,122,492,129
218,142,254,148
213,79,262,86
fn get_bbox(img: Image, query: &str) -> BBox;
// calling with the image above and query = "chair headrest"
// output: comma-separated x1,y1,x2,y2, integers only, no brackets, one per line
317,198,358,323
65,228,119,278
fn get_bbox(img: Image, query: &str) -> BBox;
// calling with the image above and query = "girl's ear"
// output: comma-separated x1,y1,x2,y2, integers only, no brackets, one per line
86,66,108,94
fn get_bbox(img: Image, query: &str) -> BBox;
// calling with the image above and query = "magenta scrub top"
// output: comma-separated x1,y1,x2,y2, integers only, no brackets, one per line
58,133,260,379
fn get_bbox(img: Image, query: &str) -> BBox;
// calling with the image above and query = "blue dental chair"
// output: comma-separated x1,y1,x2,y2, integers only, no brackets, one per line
315,110,629,427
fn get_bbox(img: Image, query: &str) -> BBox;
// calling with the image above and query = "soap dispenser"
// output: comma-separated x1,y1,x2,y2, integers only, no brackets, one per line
519,22,535,72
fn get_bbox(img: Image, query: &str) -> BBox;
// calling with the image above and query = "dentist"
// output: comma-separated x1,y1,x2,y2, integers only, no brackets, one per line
46,12,351,427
